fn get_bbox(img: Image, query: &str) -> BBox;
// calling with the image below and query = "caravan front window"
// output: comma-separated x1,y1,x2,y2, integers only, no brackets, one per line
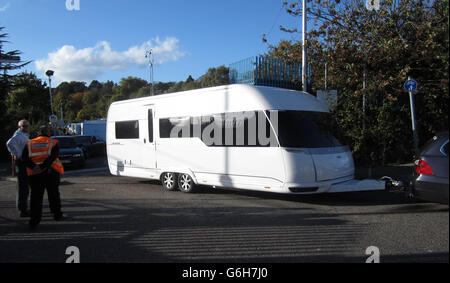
276,110,341,148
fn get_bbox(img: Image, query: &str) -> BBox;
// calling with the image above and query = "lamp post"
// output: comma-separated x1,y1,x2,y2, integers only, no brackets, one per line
46,70,55,115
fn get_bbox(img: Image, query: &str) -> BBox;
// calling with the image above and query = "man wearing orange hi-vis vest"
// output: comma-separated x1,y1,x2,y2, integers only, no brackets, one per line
22,125,67,230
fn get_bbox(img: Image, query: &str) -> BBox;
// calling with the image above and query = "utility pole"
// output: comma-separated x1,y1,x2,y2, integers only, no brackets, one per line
145,50,154,96
302,0,307,92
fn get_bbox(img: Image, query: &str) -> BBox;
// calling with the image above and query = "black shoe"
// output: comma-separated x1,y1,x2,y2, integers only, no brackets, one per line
54,213,68,221
19,210,30,218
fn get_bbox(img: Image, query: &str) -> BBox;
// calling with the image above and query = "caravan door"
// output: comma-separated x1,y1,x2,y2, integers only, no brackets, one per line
140,107,157,172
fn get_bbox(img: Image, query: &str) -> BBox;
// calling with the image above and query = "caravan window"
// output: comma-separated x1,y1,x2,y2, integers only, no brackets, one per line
159,111,278,147
159,117,191,138
115,120,139,139
276,111,341,148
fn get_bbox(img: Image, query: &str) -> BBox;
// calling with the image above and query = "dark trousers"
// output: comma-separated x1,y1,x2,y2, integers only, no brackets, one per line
29,170,62,227
15,160,30,212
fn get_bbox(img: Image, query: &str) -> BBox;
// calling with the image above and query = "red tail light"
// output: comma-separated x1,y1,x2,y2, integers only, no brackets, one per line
415,159,434,175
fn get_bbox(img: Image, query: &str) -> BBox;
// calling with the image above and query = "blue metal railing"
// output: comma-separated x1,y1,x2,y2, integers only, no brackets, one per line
229,56,309,90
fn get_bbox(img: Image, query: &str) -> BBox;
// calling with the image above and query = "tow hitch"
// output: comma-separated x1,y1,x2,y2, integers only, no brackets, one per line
380,176,415,199
327,176,414,198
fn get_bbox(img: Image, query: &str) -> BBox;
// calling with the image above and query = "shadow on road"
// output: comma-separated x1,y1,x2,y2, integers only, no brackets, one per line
0,194,446,263
0,167,447,263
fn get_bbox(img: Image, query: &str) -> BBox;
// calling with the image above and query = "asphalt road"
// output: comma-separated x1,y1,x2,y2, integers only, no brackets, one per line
0,166,448,263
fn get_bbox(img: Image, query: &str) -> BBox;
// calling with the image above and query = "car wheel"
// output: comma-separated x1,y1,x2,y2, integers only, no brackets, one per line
161,172,178,191
78,159,86,169
404,181,416,203
178,173,196,193
82,147,89,158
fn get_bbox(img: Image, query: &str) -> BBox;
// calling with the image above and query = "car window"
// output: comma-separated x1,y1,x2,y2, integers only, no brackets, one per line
57,138,77,148
441,140,449,156
419,135,438,154
420,134,449,156
75,136,91,143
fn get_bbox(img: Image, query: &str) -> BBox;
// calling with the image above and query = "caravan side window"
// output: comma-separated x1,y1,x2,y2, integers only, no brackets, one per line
159,116,193,138
158,111,277,147
115,120,139,139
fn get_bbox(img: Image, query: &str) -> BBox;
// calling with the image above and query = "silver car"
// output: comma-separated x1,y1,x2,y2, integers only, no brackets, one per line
413,131,449,204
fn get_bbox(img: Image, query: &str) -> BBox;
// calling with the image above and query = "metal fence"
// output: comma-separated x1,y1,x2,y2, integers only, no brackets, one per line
229,56,309,90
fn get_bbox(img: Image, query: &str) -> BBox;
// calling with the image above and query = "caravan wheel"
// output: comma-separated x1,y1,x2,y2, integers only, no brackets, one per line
178,173,196,193
161,172,178,191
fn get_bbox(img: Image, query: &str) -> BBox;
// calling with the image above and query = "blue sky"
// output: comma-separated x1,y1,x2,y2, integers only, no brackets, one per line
0,0,307,86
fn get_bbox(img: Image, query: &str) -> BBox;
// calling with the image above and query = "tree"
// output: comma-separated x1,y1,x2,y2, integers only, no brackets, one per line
198,66,229,88
3,72,50,145
0,27,30,81
271,0,449,165
185,75,194,83
0,27,31,159
88,80,102,91
116,76,148,99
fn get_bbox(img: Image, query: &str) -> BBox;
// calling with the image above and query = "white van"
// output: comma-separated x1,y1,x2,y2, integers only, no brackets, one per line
106,84,385,194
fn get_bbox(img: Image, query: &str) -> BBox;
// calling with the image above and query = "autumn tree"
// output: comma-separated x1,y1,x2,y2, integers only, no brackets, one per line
5,73,50,133
270,0,449,165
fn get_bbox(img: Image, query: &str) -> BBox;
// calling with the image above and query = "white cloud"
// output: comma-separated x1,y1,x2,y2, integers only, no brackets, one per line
35,37,186,83
0,3,10,12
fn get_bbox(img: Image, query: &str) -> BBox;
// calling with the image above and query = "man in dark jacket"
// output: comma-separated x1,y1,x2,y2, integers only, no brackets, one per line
22,125,66,230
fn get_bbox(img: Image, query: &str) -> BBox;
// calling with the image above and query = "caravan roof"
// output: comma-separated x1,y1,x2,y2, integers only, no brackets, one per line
108,84,329,120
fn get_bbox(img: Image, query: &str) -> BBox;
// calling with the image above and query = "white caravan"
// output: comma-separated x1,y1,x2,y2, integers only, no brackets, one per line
106,84,385,194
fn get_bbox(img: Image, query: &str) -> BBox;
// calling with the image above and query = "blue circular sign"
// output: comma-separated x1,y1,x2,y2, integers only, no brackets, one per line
404,79,418,92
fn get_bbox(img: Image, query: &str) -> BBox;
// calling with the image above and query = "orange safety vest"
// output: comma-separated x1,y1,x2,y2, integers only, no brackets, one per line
26,136,64,176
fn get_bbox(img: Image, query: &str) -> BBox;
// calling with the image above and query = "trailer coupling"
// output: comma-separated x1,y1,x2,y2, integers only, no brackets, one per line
380,176,404,191
381,176,415,200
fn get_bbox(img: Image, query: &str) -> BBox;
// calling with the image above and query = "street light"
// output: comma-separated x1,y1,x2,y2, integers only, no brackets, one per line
46,70,54,115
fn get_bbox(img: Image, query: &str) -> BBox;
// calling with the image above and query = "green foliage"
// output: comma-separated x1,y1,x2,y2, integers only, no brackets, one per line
0,27,31,159
198,66,230,88
2,65,230,144
271,0,449,165
1,27,231,160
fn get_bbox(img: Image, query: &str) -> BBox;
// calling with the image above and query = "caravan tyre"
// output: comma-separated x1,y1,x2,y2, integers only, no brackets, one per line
161,172,178,191
178,173,196,193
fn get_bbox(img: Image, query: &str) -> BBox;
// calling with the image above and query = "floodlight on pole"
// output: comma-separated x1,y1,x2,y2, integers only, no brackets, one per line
145,50,154,96
46,70,54,115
